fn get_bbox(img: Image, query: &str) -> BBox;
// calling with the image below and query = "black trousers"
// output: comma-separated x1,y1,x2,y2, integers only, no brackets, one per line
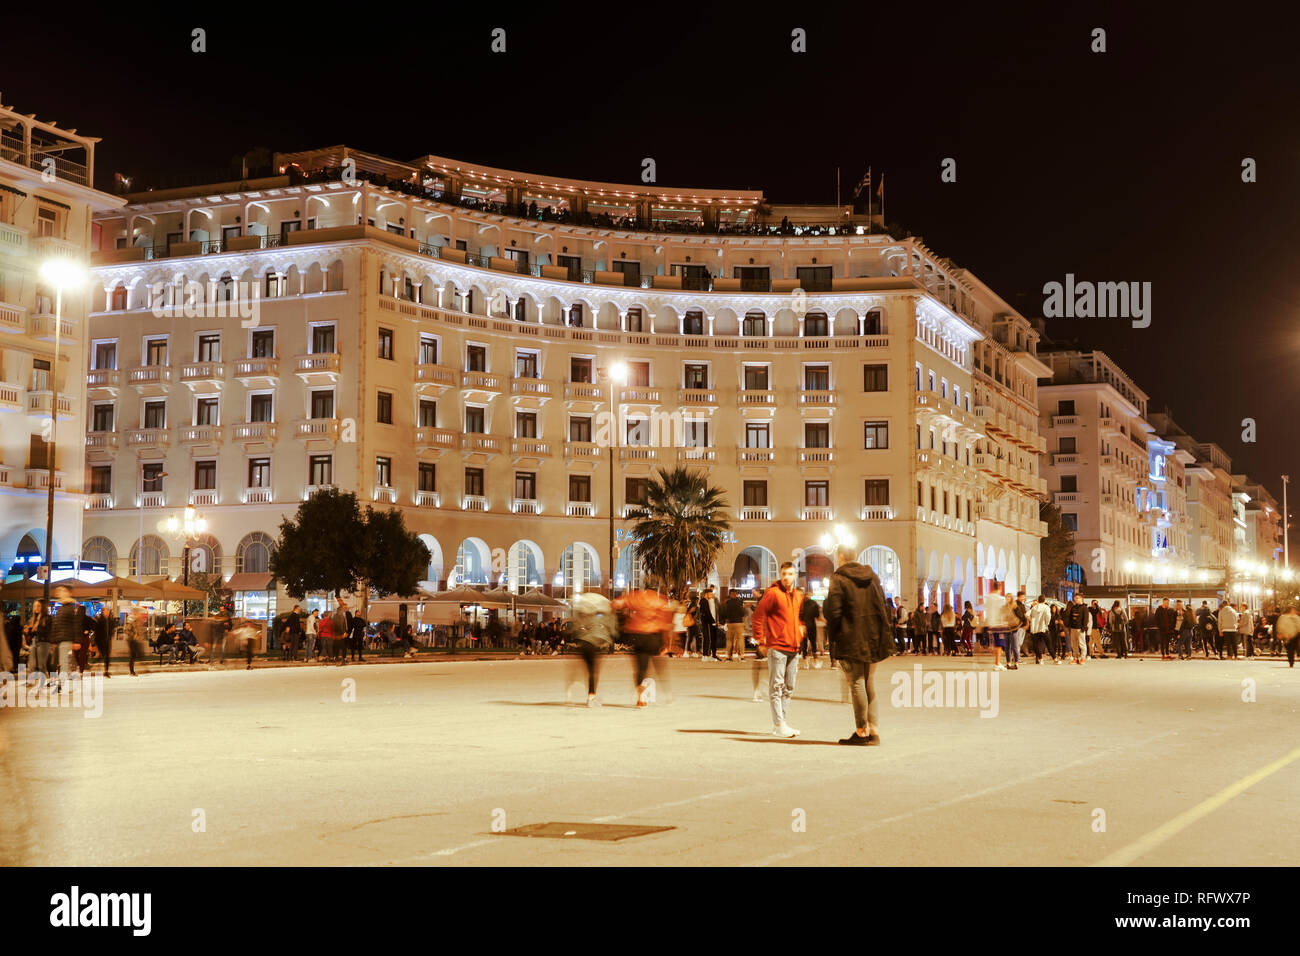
1286,636,1299,667
942,627,957,654
127,639,143,675
701,622,717,658
1222,631,1237,658
1113,631,1128,658
96,638,112,674
633,632,664,687
578,641,599,694
1032,632,1050,660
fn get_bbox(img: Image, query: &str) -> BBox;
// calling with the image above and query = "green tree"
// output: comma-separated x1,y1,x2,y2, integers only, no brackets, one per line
188,570,225,614
630,466,730,595
269,488,429,612
1039,501,1077,598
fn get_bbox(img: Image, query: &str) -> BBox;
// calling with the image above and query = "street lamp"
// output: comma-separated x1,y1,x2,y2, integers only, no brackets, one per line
163,506,207,614
598,361,627,597
139,469,168,583
37,257,86,603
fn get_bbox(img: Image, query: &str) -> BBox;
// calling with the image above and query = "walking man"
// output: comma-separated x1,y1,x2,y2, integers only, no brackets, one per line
91,605,113,678
1154,598,1178,661
1065,593,1088,665
823,545,894,745
750,562,804,737
721,588,746,661
286,604,303,661
1028,595,1051,663
1217,600,1239,660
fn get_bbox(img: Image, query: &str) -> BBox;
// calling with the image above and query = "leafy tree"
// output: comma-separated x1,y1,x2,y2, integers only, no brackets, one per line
188,570,226,615
630,466,730,596
1039,501,1077,598
269,488,429,611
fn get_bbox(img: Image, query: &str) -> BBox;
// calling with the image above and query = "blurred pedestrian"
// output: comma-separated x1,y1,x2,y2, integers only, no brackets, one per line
570,592,616,706
823,545,893,745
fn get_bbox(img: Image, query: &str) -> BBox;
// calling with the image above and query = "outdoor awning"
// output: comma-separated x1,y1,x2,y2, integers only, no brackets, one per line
224,573,273,592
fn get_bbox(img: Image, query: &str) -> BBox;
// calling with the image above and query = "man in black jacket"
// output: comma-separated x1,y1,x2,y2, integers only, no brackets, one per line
49,587,86,691
1153,598,1179,660
823,545,894,746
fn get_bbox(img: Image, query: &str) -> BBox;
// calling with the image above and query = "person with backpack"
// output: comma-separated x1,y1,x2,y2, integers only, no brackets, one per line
1178,602,1197,659
823,544,894,746
570,591,616,707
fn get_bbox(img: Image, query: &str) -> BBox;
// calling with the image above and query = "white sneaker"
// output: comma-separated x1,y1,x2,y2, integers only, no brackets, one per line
587,696,601,708
772,725,797,738
753,690,765,702
814,660,822,669
994,663,1007,671
782,724,801,736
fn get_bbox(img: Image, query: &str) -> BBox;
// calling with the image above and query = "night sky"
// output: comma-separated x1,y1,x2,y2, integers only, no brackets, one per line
7,5,1298,504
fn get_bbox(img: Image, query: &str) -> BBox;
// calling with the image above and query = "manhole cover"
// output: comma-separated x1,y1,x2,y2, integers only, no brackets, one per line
501,822,674,841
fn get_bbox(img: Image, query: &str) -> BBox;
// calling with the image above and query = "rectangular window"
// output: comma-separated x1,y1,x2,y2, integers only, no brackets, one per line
625,419,648,446
144,400,166,429
251,329,274,358
1061,475,1078,493
745,422,770,448
795,266,832,292
465,468,485,497
625,307,644,332
1059,436,1077,454
196,397,219,426
249,394,273,422
92,404,114,432
742,313,766,337
1057,400,1076,415
515,351,538,378
743,480,768,507
465,407,485,433
377,327,394,360
625,477,649,505
466,345,486,372
418,462,437,493
310,390,334,419
311,325,335,353
570,357,592,383
863,421,889,449
248,458,270,488
683,363,709,389
804,365,829,390
418,400,437,428
376,457,392,487
418,335,438,365
682,311,705,335
805,481,829,507
568,474,591,502
143,463,165,493
93,342,117,370
515,472,536,500
743,365,769,390
516,412,537,438
197,334,221,362
627,361,650,387
309,455,333,486
1062,513,1079,532
864,479,889,506
376,391,393,424
804,422,830,448
194,460,216,490
569,416,592,443
89,466,112,494
683,420,710,447
145,338,168,366
804,313,828,336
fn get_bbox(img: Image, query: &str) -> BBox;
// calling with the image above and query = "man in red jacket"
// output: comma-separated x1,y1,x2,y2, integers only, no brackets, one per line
751,562,805,737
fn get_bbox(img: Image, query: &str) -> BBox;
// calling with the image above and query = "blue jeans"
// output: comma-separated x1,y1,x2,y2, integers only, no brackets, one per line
1008,628,1023,664
767,648,798,728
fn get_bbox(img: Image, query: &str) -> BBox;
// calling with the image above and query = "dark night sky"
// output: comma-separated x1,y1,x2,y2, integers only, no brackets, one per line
7,4,1299,503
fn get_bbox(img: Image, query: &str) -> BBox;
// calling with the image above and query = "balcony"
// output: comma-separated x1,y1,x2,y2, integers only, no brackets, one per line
30,235,80,259
304,484,337,499
24,470,65,490
799,390,837,408
802,507,833,521
372,486,397,504
737,449,775,464
232,421,278,445
799,449,835,464
234,357,280,386
564,441,600,459
1100,494,1115,507
243,488,273,504
0,383,24,413
512,498,541,515
85,431,118,453
414,364,459,395
27,391,74,419
415,490,441,508
622,504,648,519
127,365,171,395
415,427,459,452
1053,492,1079,505
461,371,504,398
179,362,226,390
1052,452,1079,465
566,502,596,517
511,438,553,459
293,418,340,443
0,224,27,259
510,377,554,405
138,491,166,508
190,490,218,507
618,386,661,406
862,505,894,520
294,353,341,385
677,447,716,463
85,369,120,395
564,383,604,405
126,427,170,450
740,507,772,521
1051,414,1079,427
619,446,659,462
461,433,503,456
737,390,776,409
1100,455,1116,471
1098,416,1120,435
462,495,489,512
178,425,223,446
677,388,718,407
0,303,25,334
84,493,114,511
27,313,76,342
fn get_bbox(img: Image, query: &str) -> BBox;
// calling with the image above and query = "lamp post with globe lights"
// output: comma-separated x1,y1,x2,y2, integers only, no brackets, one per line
597,361,627,596
162,506,208,615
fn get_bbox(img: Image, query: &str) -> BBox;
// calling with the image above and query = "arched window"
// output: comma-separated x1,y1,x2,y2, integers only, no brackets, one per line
188,533,223,576
82,536,117,569
111,284,128,311
236,532,274,574
218,273,234,301
130,535,170,578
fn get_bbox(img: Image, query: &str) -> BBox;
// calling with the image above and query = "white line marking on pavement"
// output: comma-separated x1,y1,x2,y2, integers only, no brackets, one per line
1093,743,1300,867
750,730,1179,866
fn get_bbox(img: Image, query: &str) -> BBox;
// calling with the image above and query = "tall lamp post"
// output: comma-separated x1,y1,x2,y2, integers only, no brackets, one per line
164,506,208,616
37,257,87,604
597,361,627,597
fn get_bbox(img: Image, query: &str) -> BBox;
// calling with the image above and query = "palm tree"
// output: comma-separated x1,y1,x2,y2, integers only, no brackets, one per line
630,466,730,595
